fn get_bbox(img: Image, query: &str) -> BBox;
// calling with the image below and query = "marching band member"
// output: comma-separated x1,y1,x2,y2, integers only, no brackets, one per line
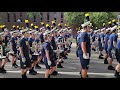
19,29,31,78
104,28,111,64
115,27,120,78
50,29,58,75
41,30,56,78
79,21,91,78
107,25,117,70
28,30,38,75
9,30,19,68
0,32,8,73
34,31,42,69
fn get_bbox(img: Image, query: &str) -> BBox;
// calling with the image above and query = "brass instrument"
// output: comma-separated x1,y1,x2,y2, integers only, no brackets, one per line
32,41,39,56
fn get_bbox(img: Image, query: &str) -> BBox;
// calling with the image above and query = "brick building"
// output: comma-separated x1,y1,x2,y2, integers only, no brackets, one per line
0,12,67,30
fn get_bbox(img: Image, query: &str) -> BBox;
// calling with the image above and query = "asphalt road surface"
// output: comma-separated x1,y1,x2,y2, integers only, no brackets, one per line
0,43,117,78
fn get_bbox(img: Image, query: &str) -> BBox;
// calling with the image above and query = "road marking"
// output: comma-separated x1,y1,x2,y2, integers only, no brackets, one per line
0,76,4,78
6,71,114,77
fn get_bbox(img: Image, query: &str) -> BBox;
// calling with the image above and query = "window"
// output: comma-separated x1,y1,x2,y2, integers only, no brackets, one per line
61,12,64,19
7,12,10,22
26,15,29,20
53,12,56,21
20,12,22,22
61,12,64,23
34,15,36,22
47,13,49,22
40,12,43,21
13,13,16,22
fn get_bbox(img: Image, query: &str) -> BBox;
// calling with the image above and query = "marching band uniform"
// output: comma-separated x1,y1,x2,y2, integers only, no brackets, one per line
107,25,117,70
9,31,19,68
0,32,8,73
19,29,31,78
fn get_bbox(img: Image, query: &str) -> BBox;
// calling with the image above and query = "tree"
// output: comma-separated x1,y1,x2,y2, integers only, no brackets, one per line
90,12,117,28
64,12,117,29
64,12,86,27
26,12,41,19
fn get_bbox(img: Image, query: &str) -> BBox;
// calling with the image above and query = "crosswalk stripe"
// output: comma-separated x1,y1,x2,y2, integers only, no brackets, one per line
6,71,114,77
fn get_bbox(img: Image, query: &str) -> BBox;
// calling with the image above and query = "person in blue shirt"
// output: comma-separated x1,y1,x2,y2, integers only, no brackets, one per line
55,30,64,68
39,29,44,43
10,31,19,68
98,29,105,59
3,30,11,62
50,29,58,75
34,32,42,69
19,29,31,78
0,33,8,73
78,21,91,78
104,28,110,64
107,26,117,70
90,30,96,52
28,31,38,75
76,31,81,57
41,30,56,78
115,32,120,78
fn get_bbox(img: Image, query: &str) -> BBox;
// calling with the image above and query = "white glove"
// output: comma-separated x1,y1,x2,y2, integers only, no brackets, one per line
22,57,26,63
47,60,51,66
83,53,89,59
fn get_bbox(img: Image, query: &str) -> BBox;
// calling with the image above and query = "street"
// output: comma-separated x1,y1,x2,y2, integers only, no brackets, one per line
0,43,117,78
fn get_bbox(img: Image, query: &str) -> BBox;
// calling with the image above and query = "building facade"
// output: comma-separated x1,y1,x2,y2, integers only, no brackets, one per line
0,12,66,30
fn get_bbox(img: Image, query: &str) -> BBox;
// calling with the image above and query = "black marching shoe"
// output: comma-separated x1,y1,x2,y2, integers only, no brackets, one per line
29,69,37,75
63,56,68,59
92,48,96,51
57,63,64,68
0,67,6,73
48,74,51,78
108,66,115,70
51,71,58,75
12,63,19,68
8,59,11,62
35,64,41,69
22,74,27,78
100,54,104,56
98,56,104,59
104,59,108,64
114,71,120,78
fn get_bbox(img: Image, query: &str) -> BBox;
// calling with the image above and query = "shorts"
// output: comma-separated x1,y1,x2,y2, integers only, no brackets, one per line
20,55,31,69
31,55,38,61
115,48,120,63
43,57,56,69
98,42,104,51
9,50,17,57
79,53,90,69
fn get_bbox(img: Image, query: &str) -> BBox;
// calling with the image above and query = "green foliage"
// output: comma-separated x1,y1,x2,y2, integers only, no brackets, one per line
64,12,117,28
64,12,86,26
26,12,41,19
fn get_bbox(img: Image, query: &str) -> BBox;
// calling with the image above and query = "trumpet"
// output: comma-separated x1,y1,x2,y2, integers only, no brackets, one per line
32,41,39,55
